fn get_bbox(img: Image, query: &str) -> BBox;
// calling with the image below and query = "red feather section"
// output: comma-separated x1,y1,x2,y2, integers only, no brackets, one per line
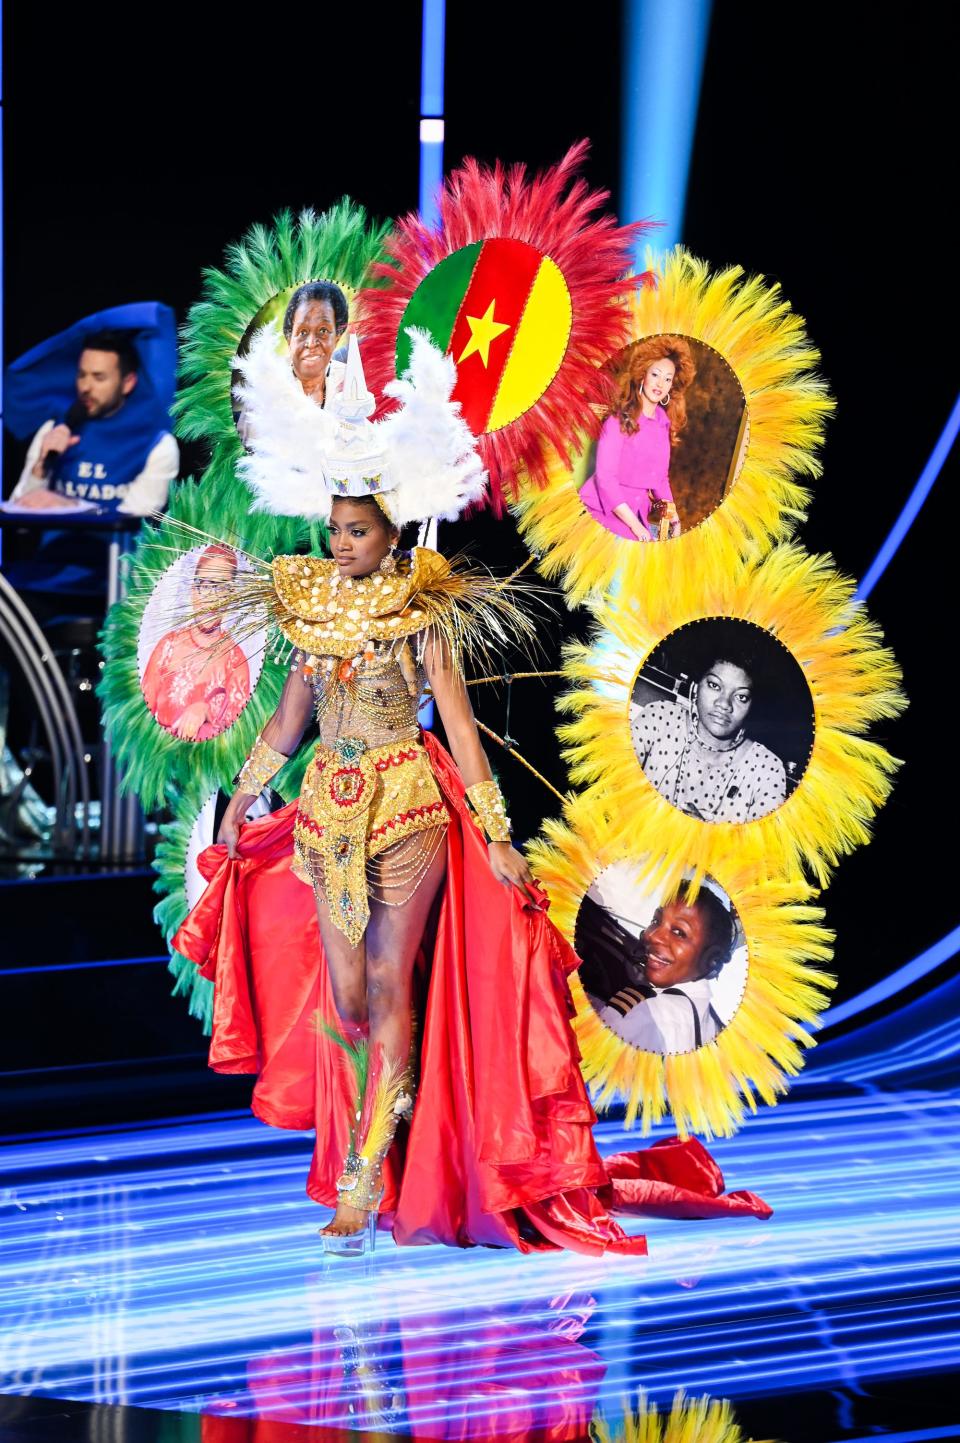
357,141,658,514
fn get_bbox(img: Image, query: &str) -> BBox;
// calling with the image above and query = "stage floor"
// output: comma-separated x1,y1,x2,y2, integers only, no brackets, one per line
1,1087,958,1442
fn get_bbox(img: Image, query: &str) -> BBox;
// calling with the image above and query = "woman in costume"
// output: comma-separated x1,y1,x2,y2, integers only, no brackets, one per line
579,336,696,541
630,645,788,824
172,323,770,1254
218,489,536,1247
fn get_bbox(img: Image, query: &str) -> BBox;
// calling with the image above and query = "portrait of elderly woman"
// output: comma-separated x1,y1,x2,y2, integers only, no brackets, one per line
234,280,350,443
629,619,815,825
579,336,697,542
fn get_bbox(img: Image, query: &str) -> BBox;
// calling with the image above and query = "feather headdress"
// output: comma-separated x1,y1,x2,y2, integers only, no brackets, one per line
235,325,487,528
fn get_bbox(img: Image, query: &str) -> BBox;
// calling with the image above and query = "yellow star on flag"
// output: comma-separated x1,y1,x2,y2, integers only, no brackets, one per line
457,299,511,368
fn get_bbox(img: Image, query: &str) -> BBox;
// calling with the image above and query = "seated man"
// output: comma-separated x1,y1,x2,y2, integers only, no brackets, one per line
9,329,178,516
598,884,735,1054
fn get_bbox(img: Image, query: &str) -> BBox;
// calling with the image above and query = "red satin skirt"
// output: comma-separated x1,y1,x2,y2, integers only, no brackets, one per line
174,732,770,1255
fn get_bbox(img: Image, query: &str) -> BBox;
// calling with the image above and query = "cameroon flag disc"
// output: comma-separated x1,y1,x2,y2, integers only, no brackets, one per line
396,238,573,435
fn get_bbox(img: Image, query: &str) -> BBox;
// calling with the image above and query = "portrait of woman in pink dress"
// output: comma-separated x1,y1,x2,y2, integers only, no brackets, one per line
579,336,697,542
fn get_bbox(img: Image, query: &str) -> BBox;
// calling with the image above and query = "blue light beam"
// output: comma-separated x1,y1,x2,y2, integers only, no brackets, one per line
1,1092,957,1421
856,390,960,602
420,0,445,115
621,0,713,256
820,923,960,1029
419,0,445,227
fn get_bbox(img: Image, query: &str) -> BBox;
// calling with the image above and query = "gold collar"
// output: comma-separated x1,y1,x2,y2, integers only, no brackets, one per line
272,547,450,657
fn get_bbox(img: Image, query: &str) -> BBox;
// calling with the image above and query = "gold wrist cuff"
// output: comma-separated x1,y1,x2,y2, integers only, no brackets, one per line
465,780,511,843
236,734,289,797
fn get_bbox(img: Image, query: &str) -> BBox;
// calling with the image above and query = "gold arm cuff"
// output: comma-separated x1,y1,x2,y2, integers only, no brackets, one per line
465,780,512,843
236,734,289,798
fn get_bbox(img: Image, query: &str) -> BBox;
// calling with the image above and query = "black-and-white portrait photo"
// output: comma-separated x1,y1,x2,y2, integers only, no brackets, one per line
575,862,748,1055
629,617,815,825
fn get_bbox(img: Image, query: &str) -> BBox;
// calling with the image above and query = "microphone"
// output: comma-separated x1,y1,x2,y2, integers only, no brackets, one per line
39,403,84,476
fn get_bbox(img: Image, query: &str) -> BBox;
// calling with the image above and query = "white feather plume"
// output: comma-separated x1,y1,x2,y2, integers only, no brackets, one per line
233,323,488,527
234,326,342,521
380,328,488,525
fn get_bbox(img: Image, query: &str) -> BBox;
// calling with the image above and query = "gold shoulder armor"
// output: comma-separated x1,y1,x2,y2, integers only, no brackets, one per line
272,555,337,622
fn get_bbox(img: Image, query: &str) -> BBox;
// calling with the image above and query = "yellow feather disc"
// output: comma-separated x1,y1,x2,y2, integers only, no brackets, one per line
558,544,905,889
512,247,834,606
590,1389,776,1443
527,798,835,1139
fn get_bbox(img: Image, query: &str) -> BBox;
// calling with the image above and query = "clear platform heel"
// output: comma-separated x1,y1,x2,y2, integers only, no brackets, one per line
319,1039,414,1259
320,1208,378,1256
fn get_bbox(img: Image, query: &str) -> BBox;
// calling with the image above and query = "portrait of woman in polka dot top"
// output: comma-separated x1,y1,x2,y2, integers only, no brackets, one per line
629,622,814,825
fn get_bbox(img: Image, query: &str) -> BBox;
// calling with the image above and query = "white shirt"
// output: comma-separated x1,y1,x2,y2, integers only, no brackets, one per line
599,977,720,1054
12,420,180,516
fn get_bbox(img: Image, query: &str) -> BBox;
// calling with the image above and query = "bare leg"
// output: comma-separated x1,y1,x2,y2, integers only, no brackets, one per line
313,888,368,1028
365,838,447,1071
316,838,447,1236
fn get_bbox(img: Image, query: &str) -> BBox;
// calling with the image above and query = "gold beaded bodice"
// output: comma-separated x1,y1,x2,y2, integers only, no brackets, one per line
311,642,425,750
286,558,448,944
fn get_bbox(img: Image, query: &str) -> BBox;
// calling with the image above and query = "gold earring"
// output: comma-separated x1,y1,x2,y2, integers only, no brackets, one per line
379,547,397,575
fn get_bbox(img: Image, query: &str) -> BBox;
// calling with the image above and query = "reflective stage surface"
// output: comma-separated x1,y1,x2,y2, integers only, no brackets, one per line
1,1087,958,1441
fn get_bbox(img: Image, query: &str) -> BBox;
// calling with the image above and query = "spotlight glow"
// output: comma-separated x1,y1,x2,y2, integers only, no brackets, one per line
621,0,713,254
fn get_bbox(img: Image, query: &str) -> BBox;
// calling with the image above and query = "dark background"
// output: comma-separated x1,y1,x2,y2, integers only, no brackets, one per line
2,2,954,1029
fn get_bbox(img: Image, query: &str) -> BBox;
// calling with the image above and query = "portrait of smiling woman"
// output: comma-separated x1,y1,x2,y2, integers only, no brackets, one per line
138,545,258,743
283,281,349,404
579,336,697,542
574,862,747,1055
628,618,816,824
233,280,350,443
597,887,736,1053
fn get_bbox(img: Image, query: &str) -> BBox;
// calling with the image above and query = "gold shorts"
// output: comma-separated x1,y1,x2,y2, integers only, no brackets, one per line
292,736,448,944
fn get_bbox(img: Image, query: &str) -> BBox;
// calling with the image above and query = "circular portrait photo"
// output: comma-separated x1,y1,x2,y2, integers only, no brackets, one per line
138,544,266,743
629,617,815,824
578,334,747,542
232,279,354,445
574,862,748,1055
